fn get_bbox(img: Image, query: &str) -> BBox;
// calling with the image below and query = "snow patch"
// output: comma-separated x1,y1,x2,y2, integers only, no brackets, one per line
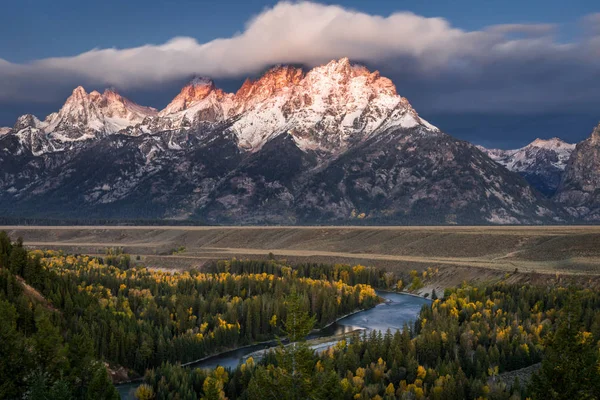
486,210,521,224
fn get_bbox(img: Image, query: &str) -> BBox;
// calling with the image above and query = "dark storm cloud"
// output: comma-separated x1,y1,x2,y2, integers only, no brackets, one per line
1,1,600,126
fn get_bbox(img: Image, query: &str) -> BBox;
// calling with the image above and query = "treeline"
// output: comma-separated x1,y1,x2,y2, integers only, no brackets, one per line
142,284,600,399
208,259,385,288
0,216,212,226
0,233,119,399
208,259,434,294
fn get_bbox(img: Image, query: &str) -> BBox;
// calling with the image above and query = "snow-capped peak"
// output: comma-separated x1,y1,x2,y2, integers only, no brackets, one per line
8,58,440,156
159,77,223,116
14,114,42,131
481,137,575,172
0,127,11,135
528,137,575,151
234,65,304,105
317,57,365,81
479,137,576,195
37,86,157,141
230,58,438,152
148,58,438,152
70,85,87,98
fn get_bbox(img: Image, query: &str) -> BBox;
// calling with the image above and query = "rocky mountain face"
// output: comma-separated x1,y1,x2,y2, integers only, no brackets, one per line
479,138,575,196
0,58,564,224
555,124,600,221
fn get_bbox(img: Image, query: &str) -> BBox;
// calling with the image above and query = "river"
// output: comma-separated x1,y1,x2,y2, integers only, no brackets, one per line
117,291,430,399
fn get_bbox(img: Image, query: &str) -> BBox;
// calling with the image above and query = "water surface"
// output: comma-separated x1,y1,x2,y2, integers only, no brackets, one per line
117,291,429,399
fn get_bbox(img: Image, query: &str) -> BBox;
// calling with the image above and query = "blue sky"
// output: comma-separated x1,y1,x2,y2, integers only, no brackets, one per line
1,0,600,147
2,0,596,62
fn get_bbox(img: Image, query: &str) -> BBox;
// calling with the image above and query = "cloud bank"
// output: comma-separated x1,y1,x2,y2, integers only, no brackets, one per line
2,1,600,115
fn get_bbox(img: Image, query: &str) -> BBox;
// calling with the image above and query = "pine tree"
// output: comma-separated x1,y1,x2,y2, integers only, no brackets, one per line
0,231,12,269
0,299,29,399
530,295,600,399
247,288,317,400
86,364,120,400
9,238,27,276
32,309,68,378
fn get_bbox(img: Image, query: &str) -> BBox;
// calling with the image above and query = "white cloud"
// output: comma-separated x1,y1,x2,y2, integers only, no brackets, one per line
486,23,557,36
1,1,600,114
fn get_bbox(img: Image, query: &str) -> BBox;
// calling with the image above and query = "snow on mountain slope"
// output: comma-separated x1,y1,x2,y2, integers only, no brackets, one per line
10,114,63,156
142,58,438,153
158,77,234,128
230,65,302,151
41,87,158,141
479,138,575,196
555,124,600,220
231,58,437,152
160,77,217,115
5,87,159,154
0,127,10,135
0,58,565,224
6,58,437,157
481,138,574,172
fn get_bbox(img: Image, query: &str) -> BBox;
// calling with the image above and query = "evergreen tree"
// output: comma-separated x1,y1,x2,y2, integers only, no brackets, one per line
247,289,317,400
86,364,120,400
0,300,29,398
0,231,12,269
9,238,28,276
530,295,600,399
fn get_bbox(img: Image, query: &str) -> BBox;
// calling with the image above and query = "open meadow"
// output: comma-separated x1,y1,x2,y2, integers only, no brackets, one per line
5,225,600,290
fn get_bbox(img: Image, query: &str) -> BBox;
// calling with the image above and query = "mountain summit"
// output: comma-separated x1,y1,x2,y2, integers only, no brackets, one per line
555,123,600,220
480,138,575,196
160,77,223,115
44,86,158,140
0,58,561,224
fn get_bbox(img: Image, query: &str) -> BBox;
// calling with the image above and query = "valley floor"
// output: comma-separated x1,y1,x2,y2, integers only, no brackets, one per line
6,225,600,289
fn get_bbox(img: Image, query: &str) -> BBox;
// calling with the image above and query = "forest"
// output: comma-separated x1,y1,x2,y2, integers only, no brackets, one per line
2,231,600,399
0,233,381,399
140,283,600,399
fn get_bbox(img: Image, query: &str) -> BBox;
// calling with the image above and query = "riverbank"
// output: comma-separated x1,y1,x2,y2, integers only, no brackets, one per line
376,287,435,301
115,302,380,385
245,328,366,364
116,291,428,399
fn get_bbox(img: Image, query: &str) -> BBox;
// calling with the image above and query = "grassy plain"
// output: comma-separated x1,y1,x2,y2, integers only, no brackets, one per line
4,225,600,289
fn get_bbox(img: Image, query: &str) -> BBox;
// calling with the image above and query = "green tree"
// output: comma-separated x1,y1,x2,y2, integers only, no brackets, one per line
247,288,317,400
530,296,600,399
0,231,12,269
0,299,29,398
32,309,68,378
9,238,27,276
86,364,120,400
24,371,74,400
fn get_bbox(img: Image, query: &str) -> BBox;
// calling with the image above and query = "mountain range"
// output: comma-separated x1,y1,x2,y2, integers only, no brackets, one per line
0,58,598,224
478,138,575,197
